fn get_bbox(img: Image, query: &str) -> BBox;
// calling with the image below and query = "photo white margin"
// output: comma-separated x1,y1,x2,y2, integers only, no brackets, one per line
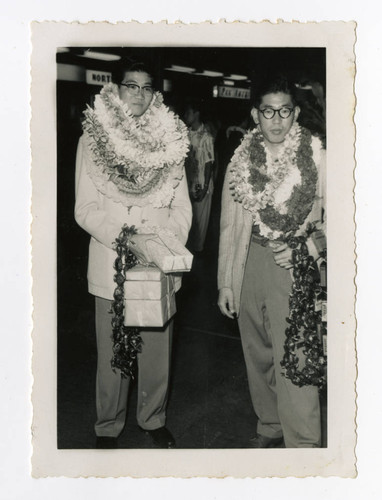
30,20,357,478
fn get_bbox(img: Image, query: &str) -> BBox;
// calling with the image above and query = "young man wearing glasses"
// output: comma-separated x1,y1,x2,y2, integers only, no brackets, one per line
119,71,154,116
218,74,326,448
75,61,192,449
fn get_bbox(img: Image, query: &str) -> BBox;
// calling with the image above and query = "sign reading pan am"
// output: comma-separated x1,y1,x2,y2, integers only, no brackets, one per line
217,86,251,100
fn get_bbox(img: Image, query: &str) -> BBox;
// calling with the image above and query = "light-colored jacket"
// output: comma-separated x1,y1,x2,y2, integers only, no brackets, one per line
75,135,192,300
218,137,326,316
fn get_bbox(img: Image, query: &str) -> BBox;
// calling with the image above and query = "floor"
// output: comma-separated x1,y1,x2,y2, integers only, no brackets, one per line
57,193,327,449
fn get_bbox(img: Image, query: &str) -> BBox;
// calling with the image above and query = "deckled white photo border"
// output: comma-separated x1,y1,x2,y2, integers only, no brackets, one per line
31,20,356,478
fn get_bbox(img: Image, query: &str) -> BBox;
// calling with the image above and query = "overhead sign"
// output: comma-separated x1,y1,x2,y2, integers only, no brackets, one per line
86,70,112,86
217,86,250,100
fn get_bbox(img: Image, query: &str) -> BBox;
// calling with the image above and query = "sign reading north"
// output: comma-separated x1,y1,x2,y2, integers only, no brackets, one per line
86,70,112,85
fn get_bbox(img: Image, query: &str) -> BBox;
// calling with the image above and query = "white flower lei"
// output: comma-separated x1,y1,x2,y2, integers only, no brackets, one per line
229,123,321,240
82,83,190,208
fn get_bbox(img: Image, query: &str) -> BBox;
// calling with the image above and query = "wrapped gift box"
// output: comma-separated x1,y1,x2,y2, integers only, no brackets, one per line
124,265,168,300
124,265,176,327
129,232,193,273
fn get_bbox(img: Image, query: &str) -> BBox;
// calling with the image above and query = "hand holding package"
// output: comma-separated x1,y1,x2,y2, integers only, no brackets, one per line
129,229,193,273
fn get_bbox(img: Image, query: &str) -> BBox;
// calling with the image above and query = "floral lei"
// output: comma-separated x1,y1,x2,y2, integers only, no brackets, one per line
228,123,320,240
82,83,189,209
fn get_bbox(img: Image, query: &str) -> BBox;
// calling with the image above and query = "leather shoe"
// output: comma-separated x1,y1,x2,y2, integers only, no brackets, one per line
140,426,176,448
249,434,284,449
96,436,118,449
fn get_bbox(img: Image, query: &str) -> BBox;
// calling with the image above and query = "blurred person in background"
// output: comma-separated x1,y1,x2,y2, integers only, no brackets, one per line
184,100,215,254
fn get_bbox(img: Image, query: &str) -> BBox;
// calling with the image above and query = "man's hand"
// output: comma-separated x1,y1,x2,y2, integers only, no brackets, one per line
190,183,202,201
218,287,236,319
193,185,208,202
272,243,294,269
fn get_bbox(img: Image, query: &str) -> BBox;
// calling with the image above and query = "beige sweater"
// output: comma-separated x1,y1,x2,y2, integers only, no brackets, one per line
218,135,326,315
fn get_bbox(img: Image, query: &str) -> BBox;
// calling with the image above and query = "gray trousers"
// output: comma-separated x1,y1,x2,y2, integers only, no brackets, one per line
94,297,173,437
238,241,321,448
188,184,213,252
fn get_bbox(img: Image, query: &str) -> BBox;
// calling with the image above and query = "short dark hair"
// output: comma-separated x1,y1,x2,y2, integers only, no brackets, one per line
184,97,212,124
112,58,155,86
253,73,296,109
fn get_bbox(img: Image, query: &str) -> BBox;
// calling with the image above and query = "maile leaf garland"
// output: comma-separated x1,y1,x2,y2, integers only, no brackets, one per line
281,226,327,390
111,225,142,379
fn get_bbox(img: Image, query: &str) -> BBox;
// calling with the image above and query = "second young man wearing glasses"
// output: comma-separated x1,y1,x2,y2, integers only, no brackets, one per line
218,74,326,448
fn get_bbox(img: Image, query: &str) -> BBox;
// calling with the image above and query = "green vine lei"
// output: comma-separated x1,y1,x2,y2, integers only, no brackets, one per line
111,225,142,379
281,227,327,390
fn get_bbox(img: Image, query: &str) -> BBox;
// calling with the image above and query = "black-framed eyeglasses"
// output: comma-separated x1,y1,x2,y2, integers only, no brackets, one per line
258,107,294,119
120,82,154,97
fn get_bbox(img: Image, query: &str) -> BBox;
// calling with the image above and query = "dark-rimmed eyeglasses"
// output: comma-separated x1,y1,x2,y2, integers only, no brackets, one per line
120,82,154,97
258,107,294,119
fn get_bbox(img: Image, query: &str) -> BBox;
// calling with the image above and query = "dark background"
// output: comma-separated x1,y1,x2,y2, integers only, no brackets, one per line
57,47,326,449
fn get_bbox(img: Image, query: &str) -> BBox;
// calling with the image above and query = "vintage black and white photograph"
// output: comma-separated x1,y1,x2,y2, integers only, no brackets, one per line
57,45,327,451
31,21,356,478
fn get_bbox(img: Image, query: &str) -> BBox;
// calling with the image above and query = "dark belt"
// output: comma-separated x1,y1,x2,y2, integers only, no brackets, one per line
251,233,270,247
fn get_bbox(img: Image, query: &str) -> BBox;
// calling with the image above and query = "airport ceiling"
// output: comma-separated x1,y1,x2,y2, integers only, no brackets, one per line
57,46,326,84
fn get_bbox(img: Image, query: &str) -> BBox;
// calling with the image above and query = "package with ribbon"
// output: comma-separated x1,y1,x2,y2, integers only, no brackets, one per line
129,230,193,273
123,265,176,327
